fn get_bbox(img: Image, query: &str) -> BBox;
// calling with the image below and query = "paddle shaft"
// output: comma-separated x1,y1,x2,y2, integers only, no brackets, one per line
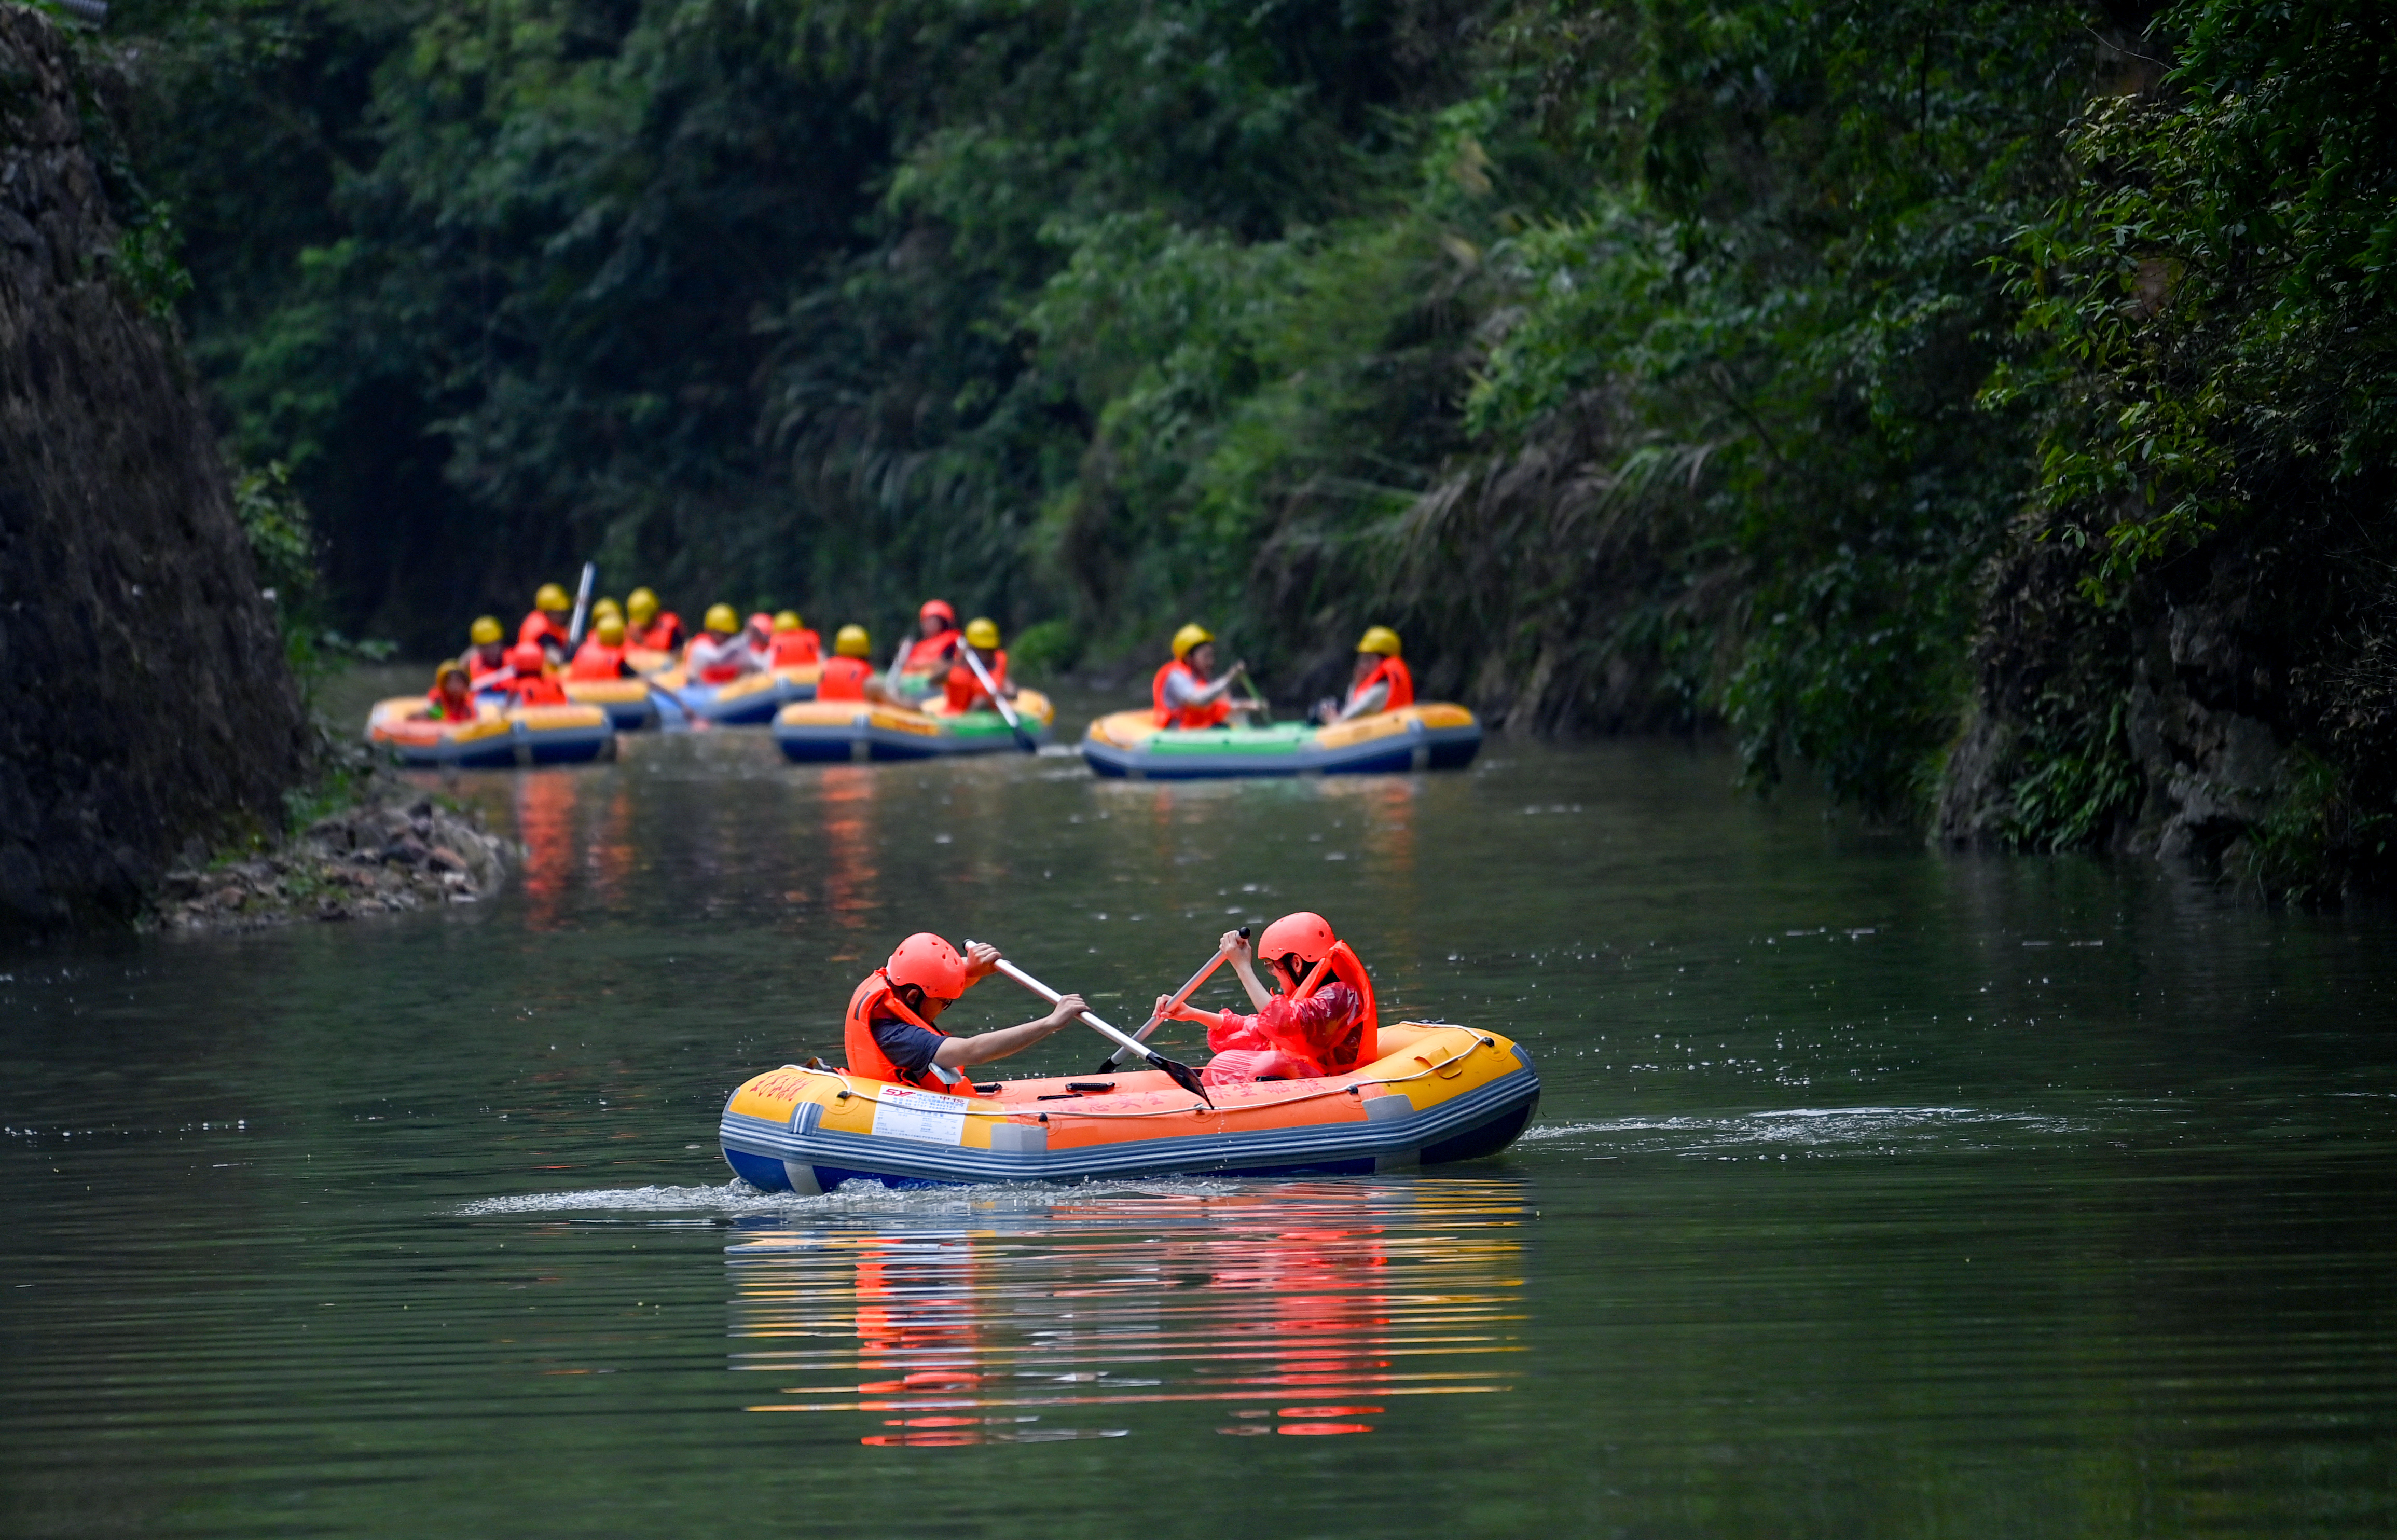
957,642,1035,752
566,561,597,648
979,955,1152,1059
1100,925,1248,1070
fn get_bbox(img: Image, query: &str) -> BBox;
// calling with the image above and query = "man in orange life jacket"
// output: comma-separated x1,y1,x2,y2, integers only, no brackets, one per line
462,615,512,689
844,934,1087,1091
817,625,896,704
568,614,637,680
1152,624,1262,729
519,583,574,662
903,600,961,674
1313,625,1415,724
1152,912,1378,1088
944,617,1015,712
770,610,822,667
499,642,569,707
626,587,684,652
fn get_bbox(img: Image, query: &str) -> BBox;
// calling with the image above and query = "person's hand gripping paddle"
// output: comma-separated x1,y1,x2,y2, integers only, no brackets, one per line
957,641,1037,753
1096,925,1249,1074
970,944,1213,1106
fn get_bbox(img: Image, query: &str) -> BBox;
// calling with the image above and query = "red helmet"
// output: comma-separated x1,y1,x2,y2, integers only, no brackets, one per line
746,611,773,636
507,641,547,673
1259,911,1337,970
918,599,956,628
885,933,967,1001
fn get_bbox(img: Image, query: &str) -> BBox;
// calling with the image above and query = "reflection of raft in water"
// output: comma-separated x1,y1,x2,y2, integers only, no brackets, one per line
719,1022,1537,1191
770,690,1055,763
366,697,615,768
1081,704,1483,779
646,665,822,726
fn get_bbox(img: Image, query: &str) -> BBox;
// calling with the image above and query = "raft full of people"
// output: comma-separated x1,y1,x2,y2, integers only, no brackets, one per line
719,915,1540,1190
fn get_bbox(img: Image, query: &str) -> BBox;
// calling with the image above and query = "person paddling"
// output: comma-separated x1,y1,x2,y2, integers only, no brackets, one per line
499,642,570,707
944,617,1016,713
684,604,756,684
770,610,822,667
626,587,684,652
903,600,962,673
419,661,484,723
1313,625,1415,724
519,583,575,662
818,625,896,704
1153,624,1262,730
845,934,1087,1092
568,614,638,680
1152,913,1378,1088
462,615,512,688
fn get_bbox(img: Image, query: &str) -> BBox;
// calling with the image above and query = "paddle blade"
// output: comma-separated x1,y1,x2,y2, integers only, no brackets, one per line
1148,1052,1211,1106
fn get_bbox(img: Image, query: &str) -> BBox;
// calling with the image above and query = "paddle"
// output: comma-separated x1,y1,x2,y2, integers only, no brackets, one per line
971,947,1213,1106
956,641,1037,754
566,561,597,648
1236,667,1273,725
644,677,710,731
1096,925,1248,1073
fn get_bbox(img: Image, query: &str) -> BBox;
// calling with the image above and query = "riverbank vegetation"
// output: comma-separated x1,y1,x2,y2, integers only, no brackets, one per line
89,0,2395,892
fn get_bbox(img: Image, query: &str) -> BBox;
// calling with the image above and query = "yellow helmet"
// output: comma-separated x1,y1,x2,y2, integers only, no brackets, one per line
965,616,1000,649
593,595,622,619
534,582,571,613
702,602,738,634
834,624,872,658
1172,623,1215,661
1357,625,1402,656
595,614,626,645
469,615,503,646
774,610,804,632
627,587,659,623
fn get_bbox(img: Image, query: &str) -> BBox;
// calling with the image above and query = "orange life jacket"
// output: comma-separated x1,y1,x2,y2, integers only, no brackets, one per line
518,611,571,656
629,613,684,651
1288,942,1379,1073
945,649,1007,712
503,671,569,708
466,644,512,688
905,629,959,671
843,972,966,1092
424,687,480,723
818,655,873,702
1152,660,1233,729
567,638,630,681
772,629,822,667
1357,655,1413,712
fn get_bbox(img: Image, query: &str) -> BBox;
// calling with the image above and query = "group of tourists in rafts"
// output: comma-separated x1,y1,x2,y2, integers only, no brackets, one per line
719,913,1540,1191
368,579,1482,775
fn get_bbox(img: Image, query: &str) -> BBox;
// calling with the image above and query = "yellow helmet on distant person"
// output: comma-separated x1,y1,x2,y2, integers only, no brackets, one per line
595,615,626,645
534,582,571,613
1172,623,1215,661
627,587,659,623
965,617,1000,650
834,624,872,658
434,659,469,688
774,610,804,632
593,596,622,620
1357,625,1401,657
702,603,738,634
469,615,503,646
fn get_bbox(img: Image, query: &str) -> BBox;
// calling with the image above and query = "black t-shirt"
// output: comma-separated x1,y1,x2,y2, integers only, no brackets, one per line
870,1012,946,1075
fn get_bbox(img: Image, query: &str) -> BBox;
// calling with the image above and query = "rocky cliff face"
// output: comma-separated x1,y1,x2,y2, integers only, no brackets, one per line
0,4,308,933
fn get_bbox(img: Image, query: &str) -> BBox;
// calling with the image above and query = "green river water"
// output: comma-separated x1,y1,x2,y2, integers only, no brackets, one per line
4,671,2393,1538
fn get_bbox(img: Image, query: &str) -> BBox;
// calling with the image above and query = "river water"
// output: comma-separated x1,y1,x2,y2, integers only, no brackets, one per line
4,673,2393,1537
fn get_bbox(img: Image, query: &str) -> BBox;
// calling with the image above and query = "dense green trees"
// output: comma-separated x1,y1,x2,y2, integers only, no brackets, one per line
94,0,2395,882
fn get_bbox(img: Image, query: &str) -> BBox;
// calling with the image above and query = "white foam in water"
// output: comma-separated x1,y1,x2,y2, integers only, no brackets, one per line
454,1176,1249,1219
1519,1105,2086,1156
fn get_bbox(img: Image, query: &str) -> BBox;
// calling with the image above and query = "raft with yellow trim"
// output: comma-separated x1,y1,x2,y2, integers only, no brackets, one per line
365,697,616,768
718,1022,1537,1191
771,689,1056,762
561,678,660,730
645,665,822,726
1081,704,1483,779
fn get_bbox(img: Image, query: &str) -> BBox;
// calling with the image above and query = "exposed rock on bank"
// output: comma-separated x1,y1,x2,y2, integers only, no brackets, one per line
155,777,515,933
0,4,310,934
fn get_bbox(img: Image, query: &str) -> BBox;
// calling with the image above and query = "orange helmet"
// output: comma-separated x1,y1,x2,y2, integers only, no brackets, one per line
885,933,967,1001
919,599,956,628
507,641,547,673
746,611,774,636
1259,911,1337,972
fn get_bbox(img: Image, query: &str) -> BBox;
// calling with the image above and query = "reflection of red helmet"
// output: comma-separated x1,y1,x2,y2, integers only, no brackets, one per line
918,599,956,628
507,642,547,673
885,933,967,1000
1259,911,1337,969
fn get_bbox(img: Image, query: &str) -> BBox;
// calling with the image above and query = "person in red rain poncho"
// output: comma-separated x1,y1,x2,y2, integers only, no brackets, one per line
1152,912,1379,1088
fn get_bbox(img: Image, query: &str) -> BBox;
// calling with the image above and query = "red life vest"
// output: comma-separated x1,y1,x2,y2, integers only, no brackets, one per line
466,644,512,688
1286,942,1379,1072
518,611,571,657
818,655,873,702
905,629,959,671
772,629,822,667
843,972,966,1091
686,634,748,684
1358,655,1413,712
567,638,630,681
503,671,569,708
629,613,684,651
1152,660,1232,729
945,649,1007,712
424,687,480,723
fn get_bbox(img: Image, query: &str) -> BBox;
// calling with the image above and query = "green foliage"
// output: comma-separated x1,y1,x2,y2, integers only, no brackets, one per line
112,201,193,320
2241,747,2393,906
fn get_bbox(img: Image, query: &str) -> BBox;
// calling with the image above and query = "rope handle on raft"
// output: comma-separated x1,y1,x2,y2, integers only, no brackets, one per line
765,1033,1498,1122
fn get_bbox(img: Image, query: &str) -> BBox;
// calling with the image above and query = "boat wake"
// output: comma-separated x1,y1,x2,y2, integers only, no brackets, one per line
453,1175,1257,1219
1519,1104,2088,1158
